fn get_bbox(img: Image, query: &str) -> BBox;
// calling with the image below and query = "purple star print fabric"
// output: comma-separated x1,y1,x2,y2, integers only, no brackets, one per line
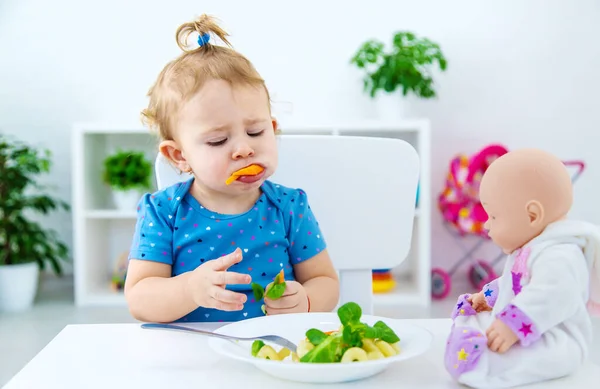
451,294,477,320
496,303,541,346
444,325,486,379
511,247,531,296
128,179,327,322
482,278,499,307
511,271,523,295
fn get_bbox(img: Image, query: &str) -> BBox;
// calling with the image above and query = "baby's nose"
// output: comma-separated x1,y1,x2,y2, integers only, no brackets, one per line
233,145,255,159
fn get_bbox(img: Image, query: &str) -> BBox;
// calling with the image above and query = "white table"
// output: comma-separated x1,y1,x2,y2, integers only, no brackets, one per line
5,319,599,388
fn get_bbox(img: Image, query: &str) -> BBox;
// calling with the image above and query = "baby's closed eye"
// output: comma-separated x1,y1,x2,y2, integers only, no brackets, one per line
207,138,227,146
247,129,264,137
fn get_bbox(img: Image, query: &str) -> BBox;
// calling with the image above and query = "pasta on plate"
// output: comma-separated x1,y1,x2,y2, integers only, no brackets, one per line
251,302,401,363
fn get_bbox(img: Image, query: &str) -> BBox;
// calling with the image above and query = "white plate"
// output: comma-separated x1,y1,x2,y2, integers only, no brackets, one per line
207,312,433,383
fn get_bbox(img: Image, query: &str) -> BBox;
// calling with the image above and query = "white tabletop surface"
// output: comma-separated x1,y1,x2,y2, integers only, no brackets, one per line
4,318,599,388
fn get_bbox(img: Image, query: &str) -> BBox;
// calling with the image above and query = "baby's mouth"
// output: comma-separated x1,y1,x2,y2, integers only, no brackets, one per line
225,164,265,185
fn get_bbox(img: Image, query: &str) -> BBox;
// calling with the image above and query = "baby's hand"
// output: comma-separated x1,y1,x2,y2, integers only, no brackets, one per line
264,281,308,315
187,248,251,311
486,318,518,353
468,292,492,312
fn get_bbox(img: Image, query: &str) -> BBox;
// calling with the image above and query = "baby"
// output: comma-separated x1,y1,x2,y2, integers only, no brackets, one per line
123,15,340,324
444,148,600,388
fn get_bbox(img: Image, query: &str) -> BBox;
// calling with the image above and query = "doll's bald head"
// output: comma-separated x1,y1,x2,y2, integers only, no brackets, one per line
479,148,573,254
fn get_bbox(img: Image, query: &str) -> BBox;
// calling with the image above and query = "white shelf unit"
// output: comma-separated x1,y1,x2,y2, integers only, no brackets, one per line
71,121,431,308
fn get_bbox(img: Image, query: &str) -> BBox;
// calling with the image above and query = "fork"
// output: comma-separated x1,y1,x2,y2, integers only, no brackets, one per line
140,323,298,352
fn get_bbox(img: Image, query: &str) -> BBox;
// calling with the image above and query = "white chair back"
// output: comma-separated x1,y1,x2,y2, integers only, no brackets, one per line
154,135,420,314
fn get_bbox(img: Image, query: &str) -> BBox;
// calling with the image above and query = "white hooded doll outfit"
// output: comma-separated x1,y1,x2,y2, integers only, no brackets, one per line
444,219,600,388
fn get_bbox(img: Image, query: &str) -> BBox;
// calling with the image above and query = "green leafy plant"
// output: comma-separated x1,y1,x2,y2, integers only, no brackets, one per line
0,135,70,274
252,269,286,315
102,150,152,192
350,31,448,99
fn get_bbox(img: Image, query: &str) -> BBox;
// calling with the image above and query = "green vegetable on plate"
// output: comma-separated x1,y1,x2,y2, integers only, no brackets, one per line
251,301,401,363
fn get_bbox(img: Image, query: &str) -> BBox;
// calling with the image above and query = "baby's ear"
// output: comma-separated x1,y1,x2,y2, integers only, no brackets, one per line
526,200,544,225
271,117,279,133
159,140,190,172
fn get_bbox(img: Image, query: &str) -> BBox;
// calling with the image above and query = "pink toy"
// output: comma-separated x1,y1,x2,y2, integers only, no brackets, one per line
431,144,585,300
438,144,508,238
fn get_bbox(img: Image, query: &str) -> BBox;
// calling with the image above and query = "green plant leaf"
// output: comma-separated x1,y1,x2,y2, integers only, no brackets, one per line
306,329,329,346
102,149,153,191
265,282,286,299
280,302,403,363
251,340,265,356
350,30,447,99
251,282,264,301
0,134,70,274
337,301,362,326
300,332,344,363
342,323,363,347
373,321,400,343
252,271,285,315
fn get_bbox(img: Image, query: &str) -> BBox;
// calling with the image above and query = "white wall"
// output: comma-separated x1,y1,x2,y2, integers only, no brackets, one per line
1,0,599,277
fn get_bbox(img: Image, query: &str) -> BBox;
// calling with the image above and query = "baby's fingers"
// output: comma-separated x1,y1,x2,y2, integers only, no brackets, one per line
211,300,245,311
209,287,247,310
265,294,298,309
212,270,251,286
211,248,243,271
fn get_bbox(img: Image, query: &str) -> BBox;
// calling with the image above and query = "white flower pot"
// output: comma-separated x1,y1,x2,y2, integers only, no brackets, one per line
112,190,141,211
376,92,406,120
0,262,39,312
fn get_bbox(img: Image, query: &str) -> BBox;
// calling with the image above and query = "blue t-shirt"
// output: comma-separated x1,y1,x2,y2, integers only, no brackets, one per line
128,178,327,323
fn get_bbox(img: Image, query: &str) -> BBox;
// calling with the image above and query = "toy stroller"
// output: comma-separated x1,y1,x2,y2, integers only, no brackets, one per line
431,144,585,299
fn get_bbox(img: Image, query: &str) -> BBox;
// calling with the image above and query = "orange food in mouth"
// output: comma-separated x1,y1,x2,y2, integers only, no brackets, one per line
225,164,264,185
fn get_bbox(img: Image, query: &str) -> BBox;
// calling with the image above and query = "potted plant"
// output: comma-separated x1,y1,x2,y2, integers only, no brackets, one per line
102,149,152,210
0,135,70,312
350,31,448,118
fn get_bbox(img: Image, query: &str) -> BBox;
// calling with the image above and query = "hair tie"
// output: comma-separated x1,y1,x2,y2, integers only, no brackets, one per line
198,33,210,47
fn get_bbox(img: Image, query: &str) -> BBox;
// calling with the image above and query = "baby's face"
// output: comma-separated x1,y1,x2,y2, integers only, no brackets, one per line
479,172,532,254
174,79,278,195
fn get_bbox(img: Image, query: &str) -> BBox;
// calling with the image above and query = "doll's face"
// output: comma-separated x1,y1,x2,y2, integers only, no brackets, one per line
478,148,572,254
479,172,541,254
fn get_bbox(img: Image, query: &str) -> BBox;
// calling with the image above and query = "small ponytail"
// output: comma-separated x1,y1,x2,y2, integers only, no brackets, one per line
175,14,232,52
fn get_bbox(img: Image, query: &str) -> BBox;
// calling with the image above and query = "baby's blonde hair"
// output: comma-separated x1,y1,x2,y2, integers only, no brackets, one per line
141,14,271,140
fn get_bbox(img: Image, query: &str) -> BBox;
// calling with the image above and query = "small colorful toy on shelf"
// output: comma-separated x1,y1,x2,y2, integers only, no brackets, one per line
110,252,128,292
372,269,396,293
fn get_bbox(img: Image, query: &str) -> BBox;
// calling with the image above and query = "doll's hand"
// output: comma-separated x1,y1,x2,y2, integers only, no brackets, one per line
486,318,518,353
468,292,492,312
264,281,309,315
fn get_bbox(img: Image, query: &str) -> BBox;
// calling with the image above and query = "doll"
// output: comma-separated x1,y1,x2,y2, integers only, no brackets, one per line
444,148,600,388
